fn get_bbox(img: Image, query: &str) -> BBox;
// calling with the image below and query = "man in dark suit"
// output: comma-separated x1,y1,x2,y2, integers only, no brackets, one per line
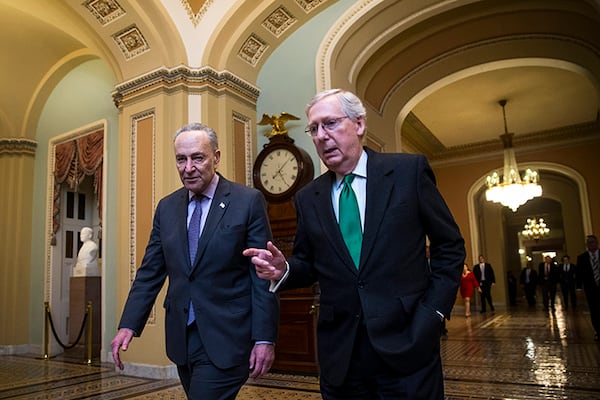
538,255,559,311
111,123,279,399
559,255,577,309
577,234,600,340
473,255,496,313
244,89,465,399
520,261,538,307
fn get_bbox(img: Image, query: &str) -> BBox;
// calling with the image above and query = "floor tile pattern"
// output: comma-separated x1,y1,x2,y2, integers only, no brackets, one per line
1,300,599,399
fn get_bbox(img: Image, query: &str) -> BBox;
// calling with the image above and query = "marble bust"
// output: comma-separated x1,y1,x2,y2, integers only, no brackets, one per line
73,227,100,277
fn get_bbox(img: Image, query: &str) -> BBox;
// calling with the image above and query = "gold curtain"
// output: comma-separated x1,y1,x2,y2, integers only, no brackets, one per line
52,129,104,238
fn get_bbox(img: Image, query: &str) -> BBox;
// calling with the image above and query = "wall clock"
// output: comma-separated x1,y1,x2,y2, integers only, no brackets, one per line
253,135,314,202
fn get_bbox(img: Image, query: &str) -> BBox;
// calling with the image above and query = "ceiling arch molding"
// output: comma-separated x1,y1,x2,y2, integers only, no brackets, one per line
203,0,339,84
314,0,600,154
23,51,101,139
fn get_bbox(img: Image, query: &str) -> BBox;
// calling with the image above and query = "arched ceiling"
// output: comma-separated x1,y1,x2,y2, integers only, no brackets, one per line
1,0,599,165
326,0,600,161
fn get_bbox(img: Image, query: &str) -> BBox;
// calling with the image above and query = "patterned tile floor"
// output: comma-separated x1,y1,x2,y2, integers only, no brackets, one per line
1,298,599,399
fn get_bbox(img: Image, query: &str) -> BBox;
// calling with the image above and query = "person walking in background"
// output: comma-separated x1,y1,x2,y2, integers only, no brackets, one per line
520,261,538,307
507,271,518,306
577,235,600,340
111,123,279,399
473,254,496,313
460,263,481,317
538,255,559,312
559,255,577,310
244,89,465,399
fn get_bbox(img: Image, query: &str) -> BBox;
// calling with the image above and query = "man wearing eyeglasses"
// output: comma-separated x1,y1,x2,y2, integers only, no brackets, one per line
245,89,465,399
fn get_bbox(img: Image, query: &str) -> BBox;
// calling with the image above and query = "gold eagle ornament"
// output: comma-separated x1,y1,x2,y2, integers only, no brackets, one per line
258,112,300,138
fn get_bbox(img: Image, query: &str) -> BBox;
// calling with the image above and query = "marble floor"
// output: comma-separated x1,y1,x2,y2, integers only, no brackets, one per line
1,297,599,399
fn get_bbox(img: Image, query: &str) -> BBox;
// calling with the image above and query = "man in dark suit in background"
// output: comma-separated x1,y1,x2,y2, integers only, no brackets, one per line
244,89,465,399
111,123,279,399
473,255,496,313
559,255,577,309
577,235,600,340
538,255,559,311
520,261,538,307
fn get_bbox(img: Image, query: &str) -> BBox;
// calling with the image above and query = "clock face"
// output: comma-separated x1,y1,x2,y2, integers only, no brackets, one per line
258,148,300,195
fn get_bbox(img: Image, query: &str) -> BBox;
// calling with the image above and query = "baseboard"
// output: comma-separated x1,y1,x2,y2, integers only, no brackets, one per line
110,358,178,379
0,344,31,355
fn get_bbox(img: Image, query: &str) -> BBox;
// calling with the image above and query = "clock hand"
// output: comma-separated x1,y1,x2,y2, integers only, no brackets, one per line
278,171,290,187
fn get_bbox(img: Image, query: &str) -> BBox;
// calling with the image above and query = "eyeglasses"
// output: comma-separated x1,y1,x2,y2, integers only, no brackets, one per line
305,116,349,137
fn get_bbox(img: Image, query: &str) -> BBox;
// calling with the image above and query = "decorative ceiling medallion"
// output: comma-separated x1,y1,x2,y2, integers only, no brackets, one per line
82,0,125,26
238,34,268,66
180,0,213,27
295,0,327,13
263,6,297,38
113,25,150,60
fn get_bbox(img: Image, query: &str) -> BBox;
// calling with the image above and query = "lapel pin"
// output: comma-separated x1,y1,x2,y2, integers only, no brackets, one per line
219,202,225,209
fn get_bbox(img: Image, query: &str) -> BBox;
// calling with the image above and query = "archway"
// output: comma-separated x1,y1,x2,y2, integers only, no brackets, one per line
467,163,590,308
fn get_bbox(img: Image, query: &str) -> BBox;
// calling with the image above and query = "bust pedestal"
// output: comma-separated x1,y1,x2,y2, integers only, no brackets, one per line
69,276,101,359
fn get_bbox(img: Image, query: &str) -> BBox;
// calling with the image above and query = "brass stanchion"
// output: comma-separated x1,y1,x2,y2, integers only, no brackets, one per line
43,302,50,360
85,301,92,365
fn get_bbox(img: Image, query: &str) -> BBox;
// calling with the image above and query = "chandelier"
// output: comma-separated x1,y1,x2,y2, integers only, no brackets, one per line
522,217,550,241
485,100,542,212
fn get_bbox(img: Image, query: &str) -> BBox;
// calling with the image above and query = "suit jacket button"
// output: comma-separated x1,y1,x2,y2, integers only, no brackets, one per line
189,276,195,282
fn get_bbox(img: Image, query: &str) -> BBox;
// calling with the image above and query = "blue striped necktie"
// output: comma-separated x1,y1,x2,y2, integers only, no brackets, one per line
188,195,203,265
187,195,203,325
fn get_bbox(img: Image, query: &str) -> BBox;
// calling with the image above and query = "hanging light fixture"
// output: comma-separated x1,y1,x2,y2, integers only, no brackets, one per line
521,217,550,241
485,100,542,212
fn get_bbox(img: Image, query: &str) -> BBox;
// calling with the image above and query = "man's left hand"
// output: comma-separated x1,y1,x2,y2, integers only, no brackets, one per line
249,343,275,378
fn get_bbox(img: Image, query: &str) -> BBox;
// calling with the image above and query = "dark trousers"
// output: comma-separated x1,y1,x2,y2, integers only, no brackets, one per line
540,280,556,310
479,282,494,312
177,324,247,400
523,284,536,306
320,324,444,400
584,285,600,336
560,282,577,308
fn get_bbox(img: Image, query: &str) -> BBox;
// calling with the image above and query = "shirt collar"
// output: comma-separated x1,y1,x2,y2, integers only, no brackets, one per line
335,150,368,189
188,173,219,202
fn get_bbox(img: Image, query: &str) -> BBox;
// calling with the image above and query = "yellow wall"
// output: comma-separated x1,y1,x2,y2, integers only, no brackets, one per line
0,151,34,344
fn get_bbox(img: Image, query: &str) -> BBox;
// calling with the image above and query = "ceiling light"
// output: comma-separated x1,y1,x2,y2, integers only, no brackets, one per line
522,217,550,241
485,100,542,212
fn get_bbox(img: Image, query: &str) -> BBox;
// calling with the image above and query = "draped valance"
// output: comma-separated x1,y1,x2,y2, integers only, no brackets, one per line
52,130,103,238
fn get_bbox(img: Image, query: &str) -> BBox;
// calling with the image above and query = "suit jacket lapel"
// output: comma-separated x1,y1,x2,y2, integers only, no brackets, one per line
174,188,194,271
361,149,394,270
309,171,363,273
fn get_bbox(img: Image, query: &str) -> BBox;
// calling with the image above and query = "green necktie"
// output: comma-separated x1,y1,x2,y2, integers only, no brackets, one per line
339,174,362,268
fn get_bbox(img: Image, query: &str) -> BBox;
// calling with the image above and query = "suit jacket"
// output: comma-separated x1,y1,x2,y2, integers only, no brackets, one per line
473,263,495,286
519,268,538,287
118,176,279,369
282,148,465,385
538,261,559,285
559,263,577,286
577,251,600,300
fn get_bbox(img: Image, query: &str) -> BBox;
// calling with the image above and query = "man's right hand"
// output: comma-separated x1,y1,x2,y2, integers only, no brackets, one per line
243,241,286,281
111,328,134,370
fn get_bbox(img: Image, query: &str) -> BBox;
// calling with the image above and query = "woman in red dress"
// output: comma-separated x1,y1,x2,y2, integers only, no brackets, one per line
460,263,481,317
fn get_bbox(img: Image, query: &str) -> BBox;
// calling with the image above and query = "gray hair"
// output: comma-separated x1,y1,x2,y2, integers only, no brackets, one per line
174,122,219,151
305,89,367,120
